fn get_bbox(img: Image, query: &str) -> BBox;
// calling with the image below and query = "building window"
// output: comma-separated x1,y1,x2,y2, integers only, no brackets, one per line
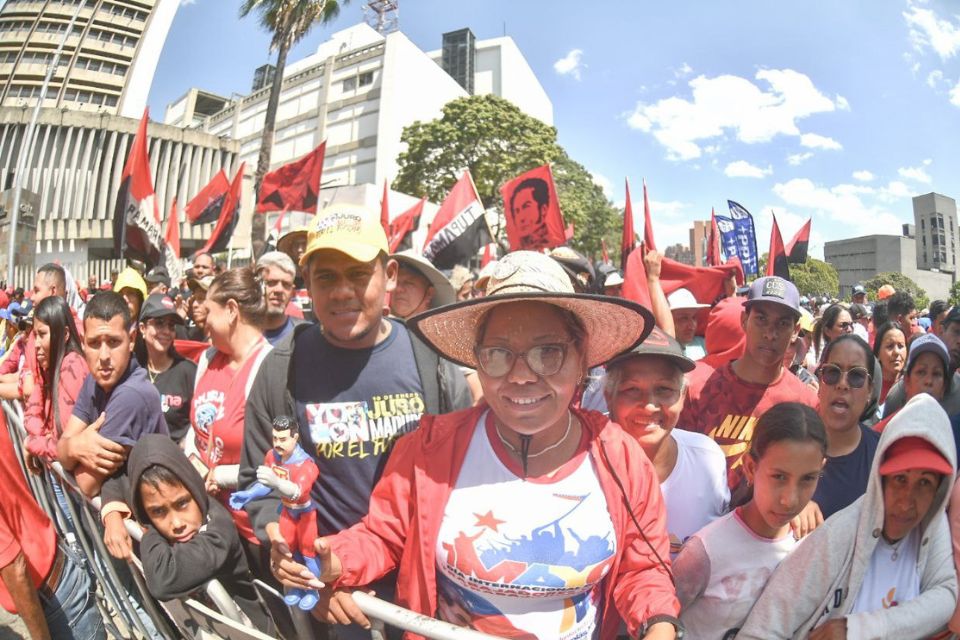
342,77,356,92
358,71,373,87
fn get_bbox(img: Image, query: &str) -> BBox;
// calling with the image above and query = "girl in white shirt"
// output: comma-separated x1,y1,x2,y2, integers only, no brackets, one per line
673,402,827,640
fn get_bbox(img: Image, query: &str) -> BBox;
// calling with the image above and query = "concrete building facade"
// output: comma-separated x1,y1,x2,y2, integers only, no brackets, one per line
913,192,959,273
824,228,954,300
165,23,554,190
0,107,241,280
0,0,179,118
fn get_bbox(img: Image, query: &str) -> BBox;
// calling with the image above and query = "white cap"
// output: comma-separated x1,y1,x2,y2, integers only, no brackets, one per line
667,288,710,311
604,272,624,287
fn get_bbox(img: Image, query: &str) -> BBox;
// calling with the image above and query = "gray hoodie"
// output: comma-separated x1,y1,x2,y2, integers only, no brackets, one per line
738,393,958,639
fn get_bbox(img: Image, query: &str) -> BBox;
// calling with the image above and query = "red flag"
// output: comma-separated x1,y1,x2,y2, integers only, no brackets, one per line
500,164,567,251
785,218,811,264
388,197,425,253
767,213,790,279
113,108,162,267
185,170,230,225
481,244,493,268
256,142,325,214
380,180,390,234
195,163,244,256
706,208,722,267
624,251,744,312
164,197,180,259
642,179,657,252
621,178,636,271
174,339,209,364
601,238,610,264
423,171,491,268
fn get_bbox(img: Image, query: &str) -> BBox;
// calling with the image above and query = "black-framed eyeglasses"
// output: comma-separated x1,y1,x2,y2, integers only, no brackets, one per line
817,363,871,389
475,343,570,378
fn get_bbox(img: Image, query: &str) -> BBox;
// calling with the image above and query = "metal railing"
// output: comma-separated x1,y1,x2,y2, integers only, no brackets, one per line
2,398,504,639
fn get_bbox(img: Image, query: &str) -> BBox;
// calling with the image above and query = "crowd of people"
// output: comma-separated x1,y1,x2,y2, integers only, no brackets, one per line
3,200,960,639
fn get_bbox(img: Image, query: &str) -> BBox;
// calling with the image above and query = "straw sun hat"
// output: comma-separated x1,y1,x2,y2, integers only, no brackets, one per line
408,251,654,370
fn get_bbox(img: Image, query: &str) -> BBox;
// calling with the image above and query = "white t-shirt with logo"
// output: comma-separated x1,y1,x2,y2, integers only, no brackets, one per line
675,509,798,640
850,528,921,614
661,429,730,556
435,413,617,640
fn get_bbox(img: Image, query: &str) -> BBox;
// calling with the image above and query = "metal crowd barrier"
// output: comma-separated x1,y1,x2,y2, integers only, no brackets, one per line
1,398,503,640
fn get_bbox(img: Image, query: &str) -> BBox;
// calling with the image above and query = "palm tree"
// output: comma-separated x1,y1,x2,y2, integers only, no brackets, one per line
239,0,345,257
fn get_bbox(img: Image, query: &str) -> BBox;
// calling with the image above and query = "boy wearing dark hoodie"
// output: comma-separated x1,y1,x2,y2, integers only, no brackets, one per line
125,434,271,629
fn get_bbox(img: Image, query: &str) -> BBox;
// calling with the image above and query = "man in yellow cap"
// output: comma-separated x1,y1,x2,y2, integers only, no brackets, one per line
239,204,472,634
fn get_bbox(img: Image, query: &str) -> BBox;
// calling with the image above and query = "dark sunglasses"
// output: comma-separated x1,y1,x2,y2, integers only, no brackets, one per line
475,343,569,378
817,363,871,389
835,321,854,331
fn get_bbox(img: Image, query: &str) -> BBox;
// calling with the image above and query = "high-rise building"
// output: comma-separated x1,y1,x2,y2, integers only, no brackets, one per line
913,192,958,273
441,28,475,94
0,0,179,118
165,22,554,189
689,220,709,267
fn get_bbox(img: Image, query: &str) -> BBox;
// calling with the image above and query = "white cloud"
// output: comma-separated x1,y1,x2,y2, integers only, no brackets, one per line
904,3,960,60
787,152,814,166
626,69,844,160
649,199,689,219
950,84,960,106
852,170,875,182
898,164,933,183
799,133,842,150
724,160,772,178
927,69,945,88
835,94,851,111
674,63,693,78
773,178,904,237
879,180,915,201
591,172,613,199
553,49,584,80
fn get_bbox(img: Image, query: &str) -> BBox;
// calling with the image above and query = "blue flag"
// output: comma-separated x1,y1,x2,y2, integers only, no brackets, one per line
715,214,738,264
727,200,759,276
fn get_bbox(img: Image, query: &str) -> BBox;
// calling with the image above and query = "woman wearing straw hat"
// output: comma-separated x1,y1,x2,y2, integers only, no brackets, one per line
274,251,681,639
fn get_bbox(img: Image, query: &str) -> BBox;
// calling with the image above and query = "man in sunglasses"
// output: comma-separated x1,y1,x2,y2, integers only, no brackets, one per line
678,276,818,491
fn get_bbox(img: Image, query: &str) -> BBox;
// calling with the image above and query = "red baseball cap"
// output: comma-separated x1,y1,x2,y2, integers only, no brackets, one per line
879,436,952,476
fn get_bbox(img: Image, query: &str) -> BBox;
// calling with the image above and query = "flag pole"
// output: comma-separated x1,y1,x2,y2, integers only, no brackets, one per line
227,231,234,269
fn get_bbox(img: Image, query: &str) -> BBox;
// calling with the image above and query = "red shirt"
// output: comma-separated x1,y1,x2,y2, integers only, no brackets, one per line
679,361,819,488
24,351,89,460
192,341,269,542
0,413,56,613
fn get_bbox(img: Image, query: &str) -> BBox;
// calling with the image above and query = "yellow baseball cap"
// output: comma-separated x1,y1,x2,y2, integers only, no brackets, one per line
299,204,389,267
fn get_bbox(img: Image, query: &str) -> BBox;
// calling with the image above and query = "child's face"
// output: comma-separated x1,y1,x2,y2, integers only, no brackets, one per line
743,439,825,537
140,480,203,543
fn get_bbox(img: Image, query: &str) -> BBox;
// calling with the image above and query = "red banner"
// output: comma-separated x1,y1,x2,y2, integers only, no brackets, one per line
112,109,162,267
256,142,325,214
621,178,635,272
185,170,229,225
499,164,567,252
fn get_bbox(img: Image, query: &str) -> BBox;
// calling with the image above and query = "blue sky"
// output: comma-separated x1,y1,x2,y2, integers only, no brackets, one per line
149,0,960,259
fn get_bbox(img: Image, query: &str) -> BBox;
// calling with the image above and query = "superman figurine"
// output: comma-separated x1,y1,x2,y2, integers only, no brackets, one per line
230,415,321,610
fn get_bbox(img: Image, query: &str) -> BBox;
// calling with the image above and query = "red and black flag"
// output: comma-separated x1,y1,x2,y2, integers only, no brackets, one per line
623,250,744,311
767,213,790,279
113,109,163,267
195,163,245,256
706,208,722,267
423,171,492,269
621,178,635,272
499,164,567,252
185,170,230,225
163,197,182,283
786,217,811,264
256,142,325,214
388,196,425,253
642,178,657,252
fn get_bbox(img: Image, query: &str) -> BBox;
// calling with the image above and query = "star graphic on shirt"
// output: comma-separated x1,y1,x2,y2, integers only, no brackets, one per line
473,511,506,532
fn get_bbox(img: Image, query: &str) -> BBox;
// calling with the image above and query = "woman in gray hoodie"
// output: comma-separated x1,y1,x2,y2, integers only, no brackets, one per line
738,393,958,639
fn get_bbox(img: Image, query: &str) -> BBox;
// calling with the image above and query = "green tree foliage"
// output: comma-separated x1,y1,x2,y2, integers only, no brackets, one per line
862,272,929,310
240,0,346,256
394,95,620,258
789,258,839,298
949,280,960,307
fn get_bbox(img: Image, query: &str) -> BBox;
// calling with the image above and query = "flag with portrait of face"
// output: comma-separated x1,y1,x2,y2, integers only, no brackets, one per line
499,164,567,252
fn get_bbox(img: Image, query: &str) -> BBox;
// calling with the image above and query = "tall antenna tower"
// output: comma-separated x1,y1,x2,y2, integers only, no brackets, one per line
364,0,399,34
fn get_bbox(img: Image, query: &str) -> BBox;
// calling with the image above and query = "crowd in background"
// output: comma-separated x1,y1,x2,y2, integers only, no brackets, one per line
2,202,960,639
